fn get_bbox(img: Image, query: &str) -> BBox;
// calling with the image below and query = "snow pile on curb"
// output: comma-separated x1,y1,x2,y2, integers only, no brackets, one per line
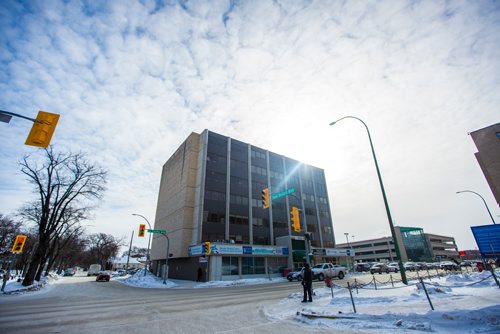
118,270,178,288
1,273,60,295
264,271,500,333
194,277,286,289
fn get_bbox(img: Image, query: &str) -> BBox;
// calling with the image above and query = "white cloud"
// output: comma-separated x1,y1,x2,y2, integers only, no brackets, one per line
1,0,499,251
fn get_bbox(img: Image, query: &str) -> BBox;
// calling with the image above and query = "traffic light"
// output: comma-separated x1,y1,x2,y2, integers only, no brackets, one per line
138,224,146,237
291,206,300,232
11,235,27,253
261,188,270,209
204,241,211,255
25,111,60,148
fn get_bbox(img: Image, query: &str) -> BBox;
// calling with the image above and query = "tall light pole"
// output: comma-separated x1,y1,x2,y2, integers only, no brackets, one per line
456,190,496,224
344,232,350,247
132,213,152,276
330,116,408,284
344,232,351,270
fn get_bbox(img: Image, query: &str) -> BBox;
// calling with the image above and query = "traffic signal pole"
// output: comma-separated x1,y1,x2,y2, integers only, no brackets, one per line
1,254,16,293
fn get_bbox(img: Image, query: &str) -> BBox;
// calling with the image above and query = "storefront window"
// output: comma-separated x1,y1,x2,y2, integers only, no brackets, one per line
267,257,288,274
222,256,239,275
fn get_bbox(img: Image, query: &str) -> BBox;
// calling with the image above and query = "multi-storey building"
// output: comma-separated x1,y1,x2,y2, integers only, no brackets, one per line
150,130,340,281
470,123,500,207
336,227,459,263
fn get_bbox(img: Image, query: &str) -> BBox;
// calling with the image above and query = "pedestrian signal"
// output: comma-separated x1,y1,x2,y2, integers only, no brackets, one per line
12,235,27,253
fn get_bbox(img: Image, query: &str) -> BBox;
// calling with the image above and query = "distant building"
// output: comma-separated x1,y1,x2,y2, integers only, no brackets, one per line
150,130,346,281
336,227,459,263
111,256,144,270
470,123,500,207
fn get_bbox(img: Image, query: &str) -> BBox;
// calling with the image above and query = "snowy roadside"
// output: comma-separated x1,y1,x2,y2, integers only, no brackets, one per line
116,270,288,289
1,273,61,295
264,270,500,333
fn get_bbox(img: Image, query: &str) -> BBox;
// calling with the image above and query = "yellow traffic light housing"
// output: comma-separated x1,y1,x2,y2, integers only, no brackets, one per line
261,188,270,209
25,111,60,148
204,241,211,255
291,206,300,232
138,224,146,237
12,235,27,253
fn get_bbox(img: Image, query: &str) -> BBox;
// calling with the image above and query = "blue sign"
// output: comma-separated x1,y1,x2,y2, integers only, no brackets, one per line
471,224,500,258
243,246,252,255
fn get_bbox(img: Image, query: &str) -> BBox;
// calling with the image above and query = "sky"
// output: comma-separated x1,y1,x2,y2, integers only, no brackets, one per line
0,0,499,252
3,270,500,333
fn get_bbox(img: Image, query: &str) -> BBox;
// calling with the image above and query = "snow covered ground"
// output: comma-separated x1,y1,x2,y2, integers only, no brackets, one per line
2,270,499,333
265,271,500,333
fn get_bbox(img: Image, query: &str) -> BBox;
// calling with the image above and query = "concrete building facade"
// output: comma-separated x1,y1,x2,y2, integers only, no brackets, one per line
470,123,500,207
150,130,341,281
336,227,459,263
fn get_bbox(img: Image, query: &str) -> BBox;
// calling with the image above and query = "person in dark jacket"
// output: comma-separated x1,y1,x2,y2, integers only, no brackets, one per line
301,263,313,302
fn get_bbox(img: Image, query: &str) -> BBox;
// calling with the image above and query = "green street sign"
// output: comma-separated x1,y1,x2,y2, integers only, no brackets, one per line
147,229,166,234
271,188,295,200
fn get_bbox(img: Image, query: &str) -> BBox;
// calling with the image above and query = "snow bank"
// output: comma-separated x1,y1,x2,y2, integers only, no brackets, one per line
118,270,178,288
264,271,500,333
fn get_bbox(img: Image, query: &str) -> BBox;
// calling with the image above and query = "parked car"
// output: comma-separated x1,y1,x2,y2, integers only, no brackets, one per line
370,263,389,274
96,271,111,282
116,269,127,276
354,263,372,272
287,267,323,282
440,261,459,270
460,260,474,267
311,263,347,280
387,263,399,272
64,268,76,276
403,262,416,271
416,262,428,270
287,267,305,282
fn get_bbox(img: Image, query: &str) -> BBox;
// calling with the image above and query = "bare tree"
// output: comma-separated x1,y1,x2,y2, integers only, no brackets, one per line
85,233,123,269
18,147,107,286
0,214,22,253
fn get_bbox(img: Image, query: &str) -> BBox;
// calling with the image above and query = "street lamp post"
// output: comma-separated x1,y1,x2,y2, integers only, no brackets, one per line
344,232,352,270
161,234,170,284
132,213,153,276
330,116,408,284
456,190,496,224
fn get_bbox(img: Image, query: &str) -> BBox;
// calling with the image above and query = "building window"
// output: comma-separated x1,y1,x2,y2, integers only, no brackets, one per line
205,190,226,202
222,257,239,275
230,194,249,206
252,217,265,227
251,150,266,160
251,165,267,176
496,131,500,139
242,257,265,275
229,215,248,225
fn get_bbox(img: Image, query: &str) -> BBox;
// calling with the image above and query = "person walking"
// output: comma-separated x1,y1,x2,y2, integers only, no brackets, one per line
301,263,313,302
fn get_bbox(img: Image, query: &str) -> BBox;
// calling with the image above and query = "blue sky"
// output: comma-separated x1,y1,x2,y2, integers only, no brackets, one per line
1,0,499,251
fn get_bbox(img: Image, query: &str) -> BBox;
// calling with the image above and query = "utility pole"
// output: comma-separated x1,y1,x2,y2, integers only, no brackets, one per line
126,230,134,271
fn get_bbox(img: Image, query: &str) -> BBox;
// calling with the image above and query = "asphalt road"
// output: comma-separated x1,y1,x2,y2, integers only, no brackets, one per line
0,273,356,334
0,269,460,334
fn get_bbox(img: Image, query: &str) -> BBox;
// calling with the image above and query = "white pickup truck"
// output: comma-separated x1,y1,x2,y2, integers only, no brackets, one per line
311,263,347,280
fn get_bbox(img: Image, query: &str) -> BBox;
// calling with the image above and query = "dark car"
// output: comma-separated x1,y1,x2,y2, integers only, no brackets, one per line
354,263,372,272
96,271,111,282
64,268,76,276
286,267,321,282
287,267,305,281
